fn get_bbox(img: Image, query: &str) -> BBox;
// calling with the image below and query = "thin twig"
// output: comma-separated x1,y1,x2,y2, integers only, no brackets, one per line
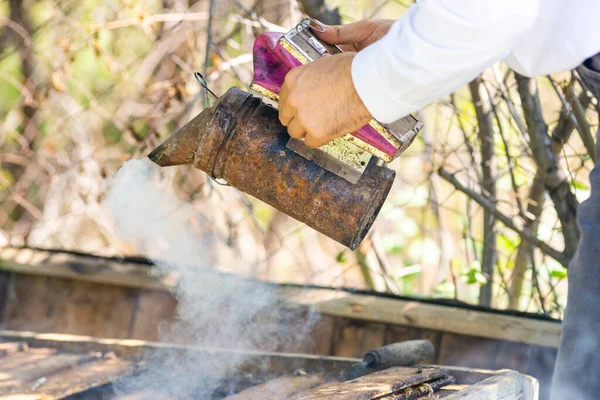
203,0,217,108
529,252,547,315
565,82,596,163
438,167,566,266
95,12,209,31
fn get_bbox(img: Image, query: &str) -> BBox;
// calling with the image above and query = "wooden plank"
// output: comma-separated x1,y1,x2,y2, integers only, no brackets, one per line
2,275,138,339
438,333,503,371
129,290,177,341
438,333,532,373
225,374,328,399
310,315,336,356
493,340,532,371
0,247,562,348
23,357,134,399
289,366,447,399
274,307,328,355
0,353,97,392
0,330,359,374
331,320,386,359
0,247,176,291
0,342,28,357
279,287,561,348
441,370,522,400
0,348,56,371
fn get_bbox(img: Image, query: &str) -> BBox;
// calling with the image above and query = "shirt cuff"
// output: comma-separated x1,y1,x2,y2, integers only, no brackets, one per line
351,41,413,124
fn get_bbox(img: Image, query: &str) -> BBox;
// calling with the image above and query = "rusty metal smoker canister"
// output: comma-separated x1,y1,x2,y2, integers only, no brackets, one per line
148,87,395,249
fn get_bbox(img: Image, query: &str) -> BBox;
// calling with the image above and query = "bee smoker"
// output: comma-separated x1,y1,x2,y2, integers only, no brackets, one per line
148,20,421,250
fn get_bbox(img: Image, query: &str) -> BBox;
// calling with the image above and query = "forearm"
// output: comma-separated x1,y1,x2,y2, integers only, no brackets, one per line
352,0,540,123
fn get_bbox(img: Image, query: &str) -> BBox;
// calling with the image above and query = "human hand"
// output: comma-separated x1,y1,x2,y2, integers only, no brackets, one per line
278,52,372,148
315,19,394,52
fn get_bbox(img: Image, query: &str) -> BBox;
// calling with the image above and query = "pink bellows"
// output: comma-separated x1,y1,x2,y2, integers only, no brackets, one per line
251,32,401,159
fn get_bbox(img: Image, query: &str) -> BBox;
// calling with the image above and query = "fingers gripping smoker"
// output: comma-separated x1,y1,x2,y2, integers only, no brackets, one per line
148,19,422,250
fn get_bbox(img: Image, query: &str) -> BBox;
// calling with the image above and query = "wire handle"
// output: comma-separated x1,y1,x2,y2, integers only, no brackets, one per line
193,72,229,186
194,72,219,105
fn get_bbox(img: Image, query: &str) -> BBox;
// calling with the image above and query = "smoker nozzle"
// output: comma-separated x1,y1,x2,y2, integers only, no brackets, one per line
147,105,216,167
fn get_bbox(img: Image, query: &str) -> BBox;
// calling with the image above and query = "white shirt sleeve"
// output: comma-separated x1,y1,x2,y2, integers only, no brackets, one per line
352,0,541,123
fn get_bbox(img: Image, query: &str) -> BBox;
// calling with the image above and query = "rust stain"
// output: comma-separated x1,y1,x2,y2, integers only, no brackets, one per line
148,87,395,249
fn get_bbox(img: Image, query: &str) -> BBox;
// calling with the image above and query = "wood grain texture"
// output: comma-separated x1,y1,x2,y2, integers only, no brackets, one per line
0,330,360,375
0,353,97,390
2,275,138,339
225,374,328,399
0,330,537,400
129,289,177,341
0,340,133,399
0,241,561,382
441,370,522,400
0,247,175,291
24,358,133,399
289,366,447,400
331,320,386,359
280,286,561,348
310,314,337,356
438,333,536,373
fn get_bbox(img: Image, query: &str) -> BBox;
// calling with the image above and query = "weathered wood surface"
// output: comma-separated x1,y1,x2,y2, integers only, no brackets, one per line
0,339,134,399
225,374,329,399
441,370,523,400
0,247,176,290
0,331,537,400
282,287,561,348
3,274,139,339
0,246,561,348
290,367,448,400
0,247,556,398
0,330,359,376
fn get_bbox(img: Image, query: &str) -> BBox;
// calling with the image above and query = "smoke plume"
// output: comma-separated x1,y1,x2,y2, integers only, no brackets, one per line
102,158,317,398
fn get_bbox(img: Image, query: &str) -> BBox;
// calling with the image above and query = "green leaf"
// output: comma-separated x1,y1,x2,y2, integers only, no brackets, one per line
547,262,568,279
462,261,488,286
569,179,589,191
335,251,347,264
498,234,520,253
550,269,567,279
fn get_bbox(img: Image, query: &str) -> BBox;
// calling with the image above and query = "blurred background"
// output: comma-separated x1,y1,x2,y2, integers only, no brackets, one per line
1,0,597,319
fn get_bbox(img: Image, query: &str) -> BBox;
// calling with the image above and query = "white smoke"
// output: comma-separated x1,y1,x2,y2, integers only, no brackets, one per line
102,158,317,398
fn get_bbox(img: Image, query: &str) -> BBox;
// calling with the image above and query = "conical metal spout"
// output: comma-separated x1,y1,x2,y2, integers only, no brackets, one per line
147,104,215,167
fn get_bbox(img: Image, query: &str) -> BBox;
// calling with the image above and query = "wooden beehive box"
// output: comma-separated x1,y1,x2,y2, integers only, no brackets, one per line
0,330,537,399
0,247,558,398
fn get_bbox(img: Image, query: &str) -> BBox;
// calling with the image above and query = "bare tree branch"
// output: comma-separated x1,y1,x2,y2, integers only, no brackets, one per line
509,88,592,308
469,77,497,307
566,83,596,163
515,73,579,261
438,168,567,266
